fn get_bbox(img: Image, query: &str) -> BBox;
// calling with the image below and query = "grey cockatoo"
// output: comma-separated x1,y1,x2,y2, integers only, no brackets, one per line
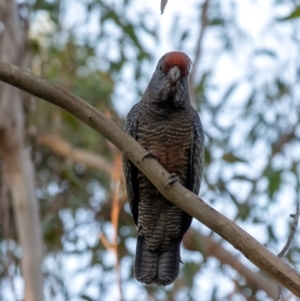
123,51,204,286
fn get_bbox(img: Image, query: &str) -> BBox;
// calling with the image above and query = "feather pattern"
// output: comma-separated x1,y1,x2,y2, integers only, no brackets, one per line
122,51,204,286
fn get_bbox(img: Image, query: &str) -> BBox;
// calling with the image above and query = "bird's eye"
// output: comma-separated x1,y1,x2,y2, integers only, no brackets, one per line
159,66,162,70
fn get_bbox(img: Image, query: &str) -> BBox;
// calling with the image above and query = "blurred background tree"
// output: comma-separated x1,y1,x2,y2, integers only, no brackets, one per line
1,0,300,300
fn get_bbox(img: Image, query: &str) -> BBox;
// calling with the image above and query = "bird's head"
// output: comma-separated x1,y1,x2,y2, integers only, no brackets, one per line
161,51,192,83
146,51,192,108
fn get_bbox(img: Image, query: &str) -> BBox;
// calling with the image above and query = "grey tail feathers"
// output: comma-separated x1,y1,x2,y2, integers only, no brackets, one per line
134,236,181,286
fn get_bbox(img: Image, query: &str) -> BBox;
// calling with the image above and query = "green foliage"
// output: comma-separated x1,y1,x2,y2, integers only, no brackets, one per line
277,6,300,21
1,1,300,301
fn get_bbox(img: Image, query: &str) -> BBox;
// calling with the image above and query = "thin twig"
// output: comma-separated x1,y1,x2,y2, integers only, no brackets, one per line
37,134,113,174
189,0,211,105
99,233,113,251
110,152,123,301
277,203,300,258
99,150,124,301
276,201,300,300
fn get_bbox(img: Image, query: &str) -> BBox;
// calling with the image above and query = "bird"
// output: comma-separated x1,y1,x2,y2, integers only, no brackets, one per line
122,51,204,286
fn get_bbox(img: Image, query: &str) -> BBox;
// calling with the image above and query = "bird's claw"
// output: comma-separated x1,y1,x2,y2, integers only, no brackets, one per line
165,173,180,187
142,152,157,161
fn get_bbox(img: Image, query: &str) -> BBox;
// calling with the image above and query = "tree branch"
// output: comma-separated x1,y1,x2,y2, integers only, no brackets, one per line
0,60,300,297
37,134,113,174
37,133,278,297
183,229,277,299
277,202,300,300
189,0,211,105
278,203,300,259
0,2,44,301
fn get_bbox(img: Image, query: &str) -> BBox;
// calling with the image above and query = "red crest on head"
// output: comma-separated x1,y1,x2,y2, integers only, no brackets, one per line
162,51,192,76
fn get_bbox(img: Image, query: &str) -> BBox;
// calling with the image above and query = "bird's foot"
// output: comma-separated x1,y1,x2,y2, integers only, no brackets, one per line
142,152,157,161
165,173,180,187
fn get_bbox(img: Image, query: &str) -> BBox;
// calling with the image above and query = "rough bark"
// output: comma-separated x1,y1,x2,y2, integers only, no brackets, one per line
0,60,299,297
0,2,44,301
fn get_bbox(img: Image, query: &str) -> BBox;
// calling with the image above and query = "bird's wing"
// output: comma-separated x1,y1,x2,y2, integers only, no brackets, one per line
181,111,205,236
122,103,140,225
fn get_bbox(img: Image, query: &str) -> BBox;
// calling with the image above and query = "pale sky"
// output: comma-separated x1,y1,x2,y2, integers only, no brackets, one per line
15,1,300,300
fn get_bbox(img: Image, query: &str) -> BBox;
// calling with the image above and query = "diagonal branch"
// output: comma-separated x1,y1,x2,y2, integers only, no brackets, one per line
183,229,277,299
37,134,112,174
190,0,210,84
277,203,300,259
37,133,277,297
189,0,211,105
277,202,300,300
0,60,300,297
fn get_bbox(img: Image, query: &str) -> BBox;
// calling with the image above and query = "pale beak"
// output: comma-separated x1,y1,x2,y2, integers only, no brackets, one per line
168,66,181,85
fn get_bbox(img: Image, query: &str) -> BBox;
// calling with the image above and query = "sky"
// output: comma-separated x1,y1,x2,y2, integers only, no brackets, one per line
5,0,300,300
112,1,299,300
